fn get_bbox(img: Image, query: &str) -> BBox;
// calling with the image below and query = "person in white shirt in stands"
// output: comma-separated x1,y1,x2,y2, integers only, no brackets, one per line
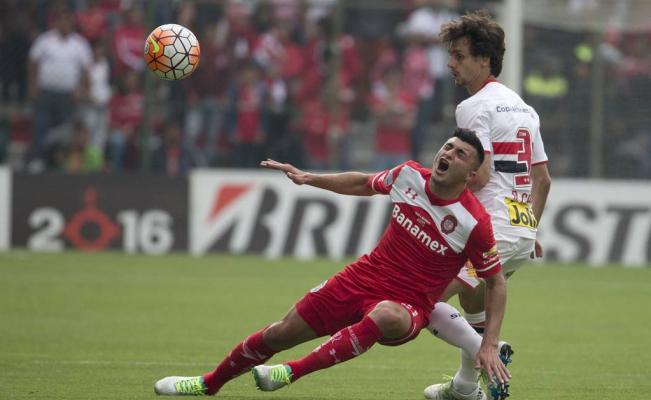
424,9,552,400
27,8,92,172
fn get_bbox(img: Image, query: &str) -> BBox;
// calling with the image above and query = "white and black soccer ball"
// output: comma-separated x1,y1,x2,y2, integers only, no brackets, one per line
144,24,200,80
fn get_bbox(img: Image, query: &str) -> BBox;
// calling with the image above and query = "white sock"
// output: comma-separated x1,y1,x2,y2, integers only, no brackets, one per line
452,348,480,395
464,311,486,326
428,302,481,395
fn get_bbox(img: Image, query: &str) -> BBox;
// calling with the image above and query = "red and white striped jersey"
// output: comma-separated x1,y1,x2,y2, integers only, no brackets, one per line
345,161,501,311
456,80,548,241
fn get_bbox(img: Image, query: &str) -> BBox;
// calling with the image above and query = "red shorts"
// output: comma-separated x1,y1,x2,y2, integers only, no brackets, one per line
295,271,428,346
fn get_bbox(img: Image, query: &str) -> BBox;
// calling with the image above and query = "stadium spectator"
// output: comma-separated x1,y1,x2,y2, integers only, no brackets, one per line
181,22,229,167
81,39,112,155
369,66,416,169
254,24,304,80
262,0,305,46
224,62,267,168
299,16,362,105
251,0,275,34
369,35,399,84
523,55,569,175
151,121,195,177
262,63,300,165
615,33,651,141
106,71,143,171
111,5,146,74
399,17,435,162
566,48,593,176
425,0,460,123
294,91,349,170
27,7,92,172
154,129,510,396
218,0,259,70
0,1,34,103
56,120,103,173
75,0,110,43
298,16,334,102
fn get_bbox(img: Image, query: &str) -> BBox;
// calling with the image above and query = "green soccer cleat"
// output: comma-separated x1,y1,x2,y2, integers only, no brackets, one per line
154,376,207,396
252,364,293,391
423,379,487,400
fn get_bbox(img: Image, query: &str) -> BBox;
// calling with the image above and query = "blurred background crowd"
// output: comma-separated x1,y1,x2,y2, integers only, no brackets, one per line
0,0,649,178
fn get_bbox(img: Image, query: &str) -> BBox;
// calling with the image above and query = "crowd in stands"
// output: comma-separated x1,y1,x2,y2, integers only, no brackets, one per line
521,24,651,179
0,0,649,178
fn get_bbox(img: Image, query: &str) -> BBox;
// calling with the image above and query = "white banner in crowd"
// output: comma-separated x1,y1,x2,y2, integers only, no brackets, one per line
191,171,651,267
0,167,11,250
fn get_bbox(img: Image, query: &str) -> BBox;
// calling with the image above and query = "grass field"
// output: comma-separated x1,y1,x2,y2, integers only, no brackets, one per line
0,251,649,400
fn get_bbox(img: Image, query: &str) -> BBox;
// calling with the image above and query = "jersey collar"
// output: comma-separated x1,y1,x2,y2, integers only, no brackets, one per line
424,179,465,206
480,77,498,90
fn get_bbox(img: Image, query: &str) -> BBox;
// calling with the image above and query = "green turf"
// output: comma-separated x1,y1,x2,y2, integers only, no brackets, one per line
0,251,649,399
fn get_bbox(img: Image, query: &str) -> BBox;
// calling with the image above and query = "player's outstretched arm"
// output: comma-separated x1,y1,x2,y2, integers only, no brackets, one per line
476,271,510,384
260,159,376,196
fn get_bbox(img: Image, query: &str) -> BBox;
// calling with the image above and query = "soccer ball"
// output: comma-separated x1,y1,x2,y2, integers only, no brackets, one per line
144,24,200,80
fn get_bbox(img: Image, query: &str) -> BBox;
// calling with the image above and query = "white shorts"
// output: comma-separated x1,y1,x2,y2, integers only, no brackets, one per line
456,237,536,289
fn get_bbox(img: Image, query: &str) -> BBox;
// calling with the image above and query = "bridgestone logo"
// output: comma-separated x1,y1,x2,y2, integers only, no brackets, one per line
392,205,448,255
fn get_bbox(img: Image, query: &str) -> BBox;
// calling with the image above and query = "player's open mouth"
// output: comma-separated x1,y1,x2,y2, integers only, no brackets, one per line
437,158,450,173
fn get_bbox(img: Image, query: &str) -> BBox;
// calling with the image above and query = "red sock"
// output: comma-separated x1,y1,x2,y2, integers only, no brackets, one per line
287,316,382,381
203,327,276,394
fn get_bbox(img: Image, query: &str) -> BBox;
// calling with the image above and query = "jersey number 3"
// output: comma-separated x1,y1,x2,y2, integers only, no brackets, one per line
493,128,532,187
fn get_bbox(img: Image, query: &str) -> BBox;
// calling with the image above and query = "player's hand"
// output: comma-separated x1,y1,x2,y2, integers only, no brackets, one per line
530,239,543,259
475,343,511,386
260,159,311,185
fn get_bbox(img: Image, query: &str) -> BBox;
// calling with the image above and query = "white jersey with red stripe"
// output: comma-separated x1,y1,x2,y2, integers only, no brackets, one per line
356,161,501,309
456,80,548,242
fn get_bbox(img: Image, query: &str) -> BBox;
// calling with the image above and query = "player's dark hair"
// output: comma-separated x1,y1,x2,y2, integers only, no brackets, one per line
454,128,485,169
440,9,505,77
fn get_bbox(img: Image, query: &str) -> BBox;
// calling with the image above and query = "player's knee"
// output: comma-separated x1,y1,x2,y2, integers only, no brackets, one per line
369,301,411,339
263,320,301,350
262,322,286,349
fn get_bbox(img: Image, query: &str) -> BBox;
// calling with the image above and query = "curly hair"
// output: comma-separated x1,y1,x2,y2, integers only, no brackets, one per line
439,9,505,77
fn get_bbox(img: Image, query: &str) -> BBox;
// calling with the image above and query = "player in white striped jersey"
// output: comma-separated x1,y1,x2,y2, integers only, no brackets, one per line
424,10,552,400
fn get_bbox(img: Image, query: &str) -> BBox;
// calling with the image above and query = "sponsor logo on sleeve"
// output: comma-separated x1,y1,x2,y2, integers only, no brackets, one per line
464,260,478,278
482,245,500,264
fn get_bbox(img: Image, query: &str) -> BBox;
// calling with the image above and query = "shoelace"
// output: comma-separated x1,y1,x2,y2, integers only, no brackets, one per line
439,375,455,398
499,348,513,366
270,366,292,386
481,373,509,400
175,377,205,395
482,344,513,400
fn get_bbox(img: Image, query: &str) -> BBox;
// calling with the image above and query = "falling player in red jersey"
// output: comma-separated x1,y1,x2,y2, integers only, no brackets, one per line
423,10,552,400
153,128,510,396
